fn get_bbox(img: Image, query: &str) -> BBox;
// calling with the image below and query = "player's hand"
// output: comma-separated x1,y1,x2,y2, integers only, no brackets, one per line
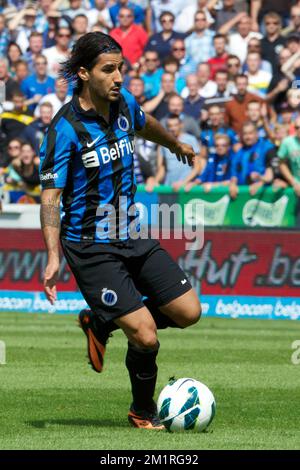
43,258,59,305
171,142,195,166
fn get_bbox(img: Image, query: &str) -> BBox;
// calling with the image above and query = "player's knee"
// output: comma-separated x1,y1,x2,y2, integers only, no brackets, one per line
133,330,158,350
177,299,202,328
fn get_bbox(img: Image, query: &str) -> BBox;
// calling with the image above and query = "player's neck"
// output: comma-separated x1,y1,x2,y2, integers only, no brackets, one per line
79,87,110,121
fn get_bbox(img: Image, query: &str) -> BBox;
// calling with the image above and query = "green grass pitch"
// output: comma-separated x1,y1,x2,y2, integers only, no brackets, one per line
0,311,300,450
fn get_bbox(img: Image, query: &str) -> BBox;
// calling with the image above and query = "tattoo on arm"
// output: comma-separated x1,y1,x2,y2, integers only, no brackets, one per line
40,200,60,229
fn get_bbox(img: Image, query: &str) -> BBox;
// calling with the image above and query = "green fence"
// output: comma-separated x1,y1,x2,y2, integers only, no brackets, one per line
136,185,298,228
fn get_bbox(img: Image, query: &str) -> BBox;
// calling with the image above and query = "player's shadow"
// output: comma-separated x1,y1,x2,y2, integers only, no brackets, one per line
27,419,129,428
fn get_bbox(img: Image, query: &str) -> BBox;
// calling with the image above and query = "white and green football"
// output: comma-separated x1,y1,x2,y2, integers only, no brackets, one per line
157,377,216,432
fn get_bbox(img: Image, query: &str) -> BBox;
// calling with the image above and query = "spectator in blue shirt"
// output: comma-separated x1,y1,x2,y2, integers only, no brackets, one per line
201,104,240,161
230,121,274,198
21,54,55,112
145,11,185,61
109,0,145,27
184,10,215,65
141,50,163,100
187,133,233,192
170,38,197,80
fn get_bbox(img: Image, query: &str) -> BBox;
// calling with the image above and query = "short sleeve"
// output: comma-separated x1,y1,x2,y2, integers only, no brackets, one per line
39,127,74,189
133,99,146,131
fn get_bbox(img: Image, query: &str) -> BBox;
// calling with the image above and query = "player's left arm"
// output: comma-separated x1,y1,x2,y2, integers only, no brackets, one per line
136,113,195,166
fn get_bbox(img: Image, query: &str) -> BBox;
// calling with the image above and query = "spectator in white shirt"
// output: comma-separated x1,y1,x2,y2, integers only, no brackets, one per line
181,63,217,99
245,51,272,98
34,78,72,118
43,27,71,78
228,15,262,63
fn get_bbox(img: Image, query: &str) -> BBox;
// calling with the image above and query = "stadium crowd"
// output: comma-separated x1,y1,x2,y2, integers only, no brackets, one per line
1,0,300,203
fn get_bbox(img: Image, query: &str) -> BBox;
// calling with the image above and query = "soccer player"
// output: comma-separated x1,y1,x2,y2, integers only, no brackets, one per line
39,32,201,430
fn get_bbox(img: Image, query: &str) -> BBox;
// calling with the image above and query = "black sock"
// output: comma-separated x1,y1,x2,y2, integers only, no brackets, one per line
126,341,159,412
144,298,181,329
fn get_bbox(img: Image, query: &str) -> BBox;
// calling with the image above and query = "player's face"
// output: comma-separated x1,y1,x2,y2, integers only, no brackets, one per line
87,53,123,102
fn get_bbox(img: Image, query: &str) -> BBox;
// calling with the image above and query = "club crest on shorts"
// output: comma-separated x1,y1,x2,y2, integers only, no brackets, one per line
117,114,130,132
101,288,118,306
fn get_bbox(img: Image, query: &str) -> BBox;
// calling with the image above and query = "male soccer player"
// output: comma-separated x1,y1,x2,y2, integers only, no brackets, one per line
39,32,201,430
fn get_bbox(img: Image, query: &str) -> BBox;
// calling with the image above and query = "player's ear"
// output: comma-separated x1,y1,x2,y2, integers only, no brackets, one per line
78,66,90,82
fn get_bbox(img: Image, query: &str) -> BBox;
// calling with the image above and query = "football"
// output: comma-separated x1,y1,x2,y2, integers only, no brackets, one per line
157,378,216,432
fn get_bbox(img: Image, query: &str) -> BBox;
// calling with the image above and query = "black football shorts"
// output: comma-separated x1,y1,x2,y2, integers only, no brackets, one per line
61,237,192,323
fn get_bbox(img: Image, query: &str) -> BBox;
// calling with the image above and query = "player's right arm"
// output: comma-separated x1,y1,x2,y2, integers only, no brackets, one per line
40,188,63,305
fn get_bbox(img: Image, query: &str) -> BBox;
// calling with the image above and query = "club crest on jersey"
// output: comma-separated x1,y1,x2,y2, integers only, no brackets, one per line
117,114,130,131
101,288,118,306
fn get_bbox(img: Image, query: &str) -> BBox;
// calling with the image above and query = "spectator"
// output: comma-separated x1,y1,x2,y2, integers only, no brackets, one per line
0,91,34,147
183,74,205,120
205,70,232,106
147,114,201,191
245,51,272,98
43,10,61,48
141,50,163,100
145,11,185,61
149,0,185,33
22,102,53,154
184,10,215,64
110,6,148,66
11,141,40,190
0,57,20,102
226,54,241,85
23,32,44,74
251,0,294,31
15,7,38,54
175,0,215,34
133,138,157,185
21,54,55,112
160,93,201,140
7,42,22,78
217,1,247,34
35,0,55,34
43,27,71,78
278,116,300,197
228,15,262,63
86,0,113,32
109,0,145,27
266,48,291,111
246,100,272,139
245,38,272,74
34,78,72,118
275,3,300,36
188,133,233,192
261,12,286,74
249,123,290,194
230,121,274,198
162,56,186,95
225,74,264,134
62,0,87,22
201,104,240,161
128,77,147,105
71,14,89,44
143,72,175,120
207,34,229,80
170,38,197,80
14,59,29,86
2,138,23,185
0,13,10,57
182,62,217,99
